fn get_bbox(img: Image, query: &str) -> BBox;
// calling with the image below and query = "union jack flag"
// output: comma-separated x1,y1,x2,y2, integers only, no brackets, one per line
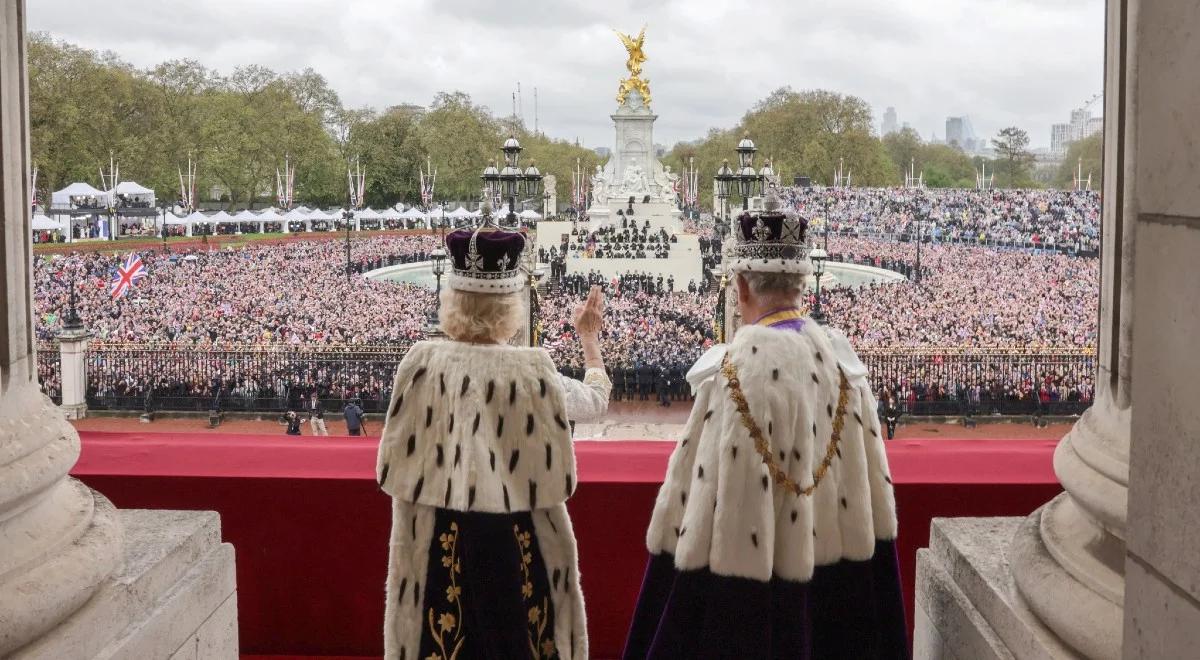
111,253,147,300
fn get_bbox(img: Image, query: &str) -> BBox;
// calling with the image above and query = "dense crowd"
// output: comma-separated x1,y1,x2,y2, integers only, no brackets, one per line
779,187,1101,252
32,185,1104,412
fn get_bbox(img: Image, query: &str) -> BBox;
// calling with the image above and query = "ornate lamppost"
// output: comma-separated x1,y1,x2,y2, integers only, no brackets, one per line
810,246,828,324
426,242,448,337
159,201,170,253
734,134,761,212
481,136,542,227
714,159,734,237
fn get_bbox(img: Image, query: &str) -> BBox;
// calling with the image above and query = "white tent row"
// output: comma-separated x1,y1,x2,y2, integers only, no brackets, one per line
31,213,65,231
50,182,107,208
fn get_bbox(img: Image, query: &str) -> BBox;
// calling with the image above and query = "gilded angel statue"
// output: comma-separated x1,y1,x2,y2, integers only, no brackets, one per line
614,26,652,107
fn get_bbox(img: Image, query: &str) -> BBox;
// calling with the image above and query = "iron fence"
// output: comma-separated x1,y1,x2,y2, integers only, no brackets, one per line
37,346,62,404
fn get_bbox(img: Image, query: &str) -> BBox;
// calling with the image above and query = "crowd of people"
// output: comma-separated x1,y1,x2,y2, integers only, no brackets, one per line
32,184,1104,413
779,187,1101,253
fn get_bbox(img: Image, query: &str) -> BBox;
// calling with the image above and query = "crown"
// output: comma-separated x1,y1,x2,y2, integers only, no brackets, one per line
727,187,811,274
445,220,526,294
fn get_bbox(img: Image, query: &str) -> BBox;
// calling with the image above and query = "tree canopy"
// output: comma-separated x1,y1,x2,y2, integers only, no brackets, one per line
1054,133,1103,190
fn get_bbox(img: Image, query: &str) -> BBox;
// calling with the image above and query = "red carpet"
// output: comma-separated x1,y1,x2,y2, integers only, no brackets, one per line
73,432,1061,659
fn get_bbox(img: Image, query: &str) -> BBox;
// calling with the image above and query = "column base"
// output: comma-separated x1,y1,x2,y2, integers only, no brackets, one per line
61,403,88,420
10,509,238,659
914,516,1081,660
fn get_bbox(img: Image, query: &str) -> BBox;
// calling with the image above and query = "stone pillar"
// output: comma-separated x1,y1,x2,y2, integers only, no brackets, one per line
1,3,238,656
56,326,89,420
0,0,124,652
914,1,1200,658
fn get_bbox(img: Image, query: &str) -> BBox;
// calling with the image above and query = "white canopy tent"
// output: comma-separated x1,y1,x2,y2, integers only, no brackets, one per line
306,208,335,230
51,182,107,208
519,209,542,220
31,213,63,232
400,207,427,221
448,206,472,219
164,213,190,225
183,211,210,237
282,208,311,232
108,181,155,209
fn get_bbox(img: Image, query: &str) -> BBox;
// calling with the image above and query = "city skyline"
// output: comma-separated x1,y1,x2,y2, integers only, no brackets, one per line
29,0,1104,151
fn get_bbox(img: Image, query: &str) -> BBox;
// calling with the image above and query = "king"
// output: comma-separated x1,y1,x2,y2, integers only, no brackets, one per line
622,190,909,659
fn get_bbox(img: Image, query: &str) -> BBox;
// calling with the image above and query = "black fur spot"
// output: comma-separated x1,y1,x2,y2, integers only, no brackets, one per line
704,410,714,422
412,476,424,500
444,479,452,506
827,404,834,417
679,526,687,538
439,373,445,396
779,449,785,461
539,378,547,397
768,421,773,435
398,577,407,602
468,486,477,508
425,406,433,428
680,491,688,505
508,449,520,473
412,581,420,607
412,367,427,384
697,465,705,479
407,434,416,456
411,516,416,540
460,375,470,396
791,510,798,523
502,485,510,511
554,414,568,430
529,480,537,509
497,415,505,437
793,448,803,461
472,412,481,434
885,475,893,484
813,529,817,538
565,474,573,496
509,381,517,405
435,444,444,467
400,648,406,660
854,412,862,425
732,445,738,458
545,442,552,469
751,533,758,548
841,497,848,509
379,463,390,488
812,423,817,435
448,413,455,433
389,393,404,418
527,414,535,435
762,475,769,491
552,568,562,589
871,427,879,437
486,380,495,403
816,351,823,363
545,511,558,533
812,373,819,384
772,369,780,381
835,447,842,459
489,450,496,471
752,345,758,354
453,444,461,467
674,526,681,538
681,439,688,448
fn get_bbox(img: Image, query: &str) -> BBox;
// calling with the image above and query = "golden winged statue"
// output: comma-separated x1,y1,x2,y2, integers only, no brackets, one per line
614,26,652,107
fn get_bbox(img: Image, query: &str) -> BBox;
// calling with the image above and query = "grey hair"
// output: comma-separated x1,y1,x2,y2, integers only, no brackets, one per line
737,271,807,301
438,289,525,343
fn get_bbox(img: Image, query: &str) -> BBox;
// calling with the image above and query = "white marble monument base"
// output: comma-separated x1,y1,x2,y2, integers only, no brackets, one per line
914,517,1078,660
10,508,238,659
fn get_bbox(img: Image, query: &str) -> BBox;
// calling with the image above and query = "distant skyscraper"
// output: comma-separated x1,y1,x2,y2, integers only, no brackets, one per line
945,116,976,151
1085,117,1104,139
1051,123,1072,156
1070,108,1092,142
882,107,898,136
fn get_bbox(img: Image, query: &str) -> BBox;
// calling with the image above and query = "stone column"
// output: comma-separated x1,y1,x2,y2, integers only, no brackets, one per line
914,1,1200,658
0,0,124,652
56,325,90,420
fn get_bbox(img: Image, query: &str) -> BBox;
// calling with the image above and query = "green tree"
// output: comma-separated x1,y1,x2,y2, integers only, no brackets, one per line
1054,133,1103,190
991,126,1036,188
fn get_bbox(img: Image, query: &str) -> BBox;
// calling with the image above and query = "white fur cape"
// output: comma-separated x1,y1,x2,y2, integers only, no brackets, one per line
375,340,577,512
646,322,898,583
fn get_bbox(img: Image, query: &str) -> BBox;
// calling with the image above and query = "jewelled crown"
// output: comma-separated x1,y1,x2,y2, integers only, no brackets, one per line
727,187,811,275
445,216,526,294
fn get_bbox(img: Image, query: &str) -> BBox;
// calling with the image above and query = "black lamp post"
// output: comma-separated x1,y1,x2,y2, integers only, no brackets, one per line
810,246,828,324
431,245,447,296
714,159,734,237
481,136,543,227
342,208,355,281
61,267,84,331
734,134,760,211
159,203,169,252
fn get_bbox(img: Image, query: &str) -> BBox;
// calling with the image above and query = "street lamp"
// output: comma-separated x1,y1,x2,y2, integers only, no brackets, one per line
482,136,543,227
430,246,447,296
714,159,734,236
159,202,170,253
734,134,759,211
342,208,355,281
810,246,828,324
61,267,84,331
913,217,923,283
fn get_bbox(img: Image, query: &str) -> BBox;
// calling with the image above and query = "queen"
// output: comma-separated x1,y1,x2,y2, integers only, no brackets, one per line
375,221,611,659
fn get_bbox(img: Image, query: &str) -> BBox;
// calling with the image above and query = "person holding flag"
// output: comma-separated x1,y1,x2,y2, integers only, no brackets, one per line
110,252,146,300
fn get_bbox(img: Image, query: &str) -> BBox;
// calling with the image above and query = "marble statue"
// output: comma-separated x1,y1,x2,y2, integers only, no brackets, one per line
591,165,609,205
622,163,649,195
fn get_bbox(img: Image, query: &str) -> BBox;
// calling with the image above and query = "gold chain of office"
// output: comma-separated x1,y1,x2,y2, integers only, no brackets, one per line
720,354,851,497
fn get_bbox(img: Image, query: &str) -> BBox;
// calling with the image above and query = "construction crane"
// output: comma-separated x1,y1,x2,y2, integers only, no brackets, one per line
1077,92,1102,113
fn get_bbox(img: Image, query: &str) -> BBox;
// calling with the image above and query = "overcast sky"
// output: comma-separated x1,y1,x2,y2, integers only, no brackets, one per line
29,0,1105,150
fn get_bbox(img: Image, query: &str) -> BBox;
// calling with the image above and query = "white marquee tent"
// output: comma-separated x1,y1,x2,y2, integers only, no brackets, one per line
51,182,107,208
31,213,63,231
